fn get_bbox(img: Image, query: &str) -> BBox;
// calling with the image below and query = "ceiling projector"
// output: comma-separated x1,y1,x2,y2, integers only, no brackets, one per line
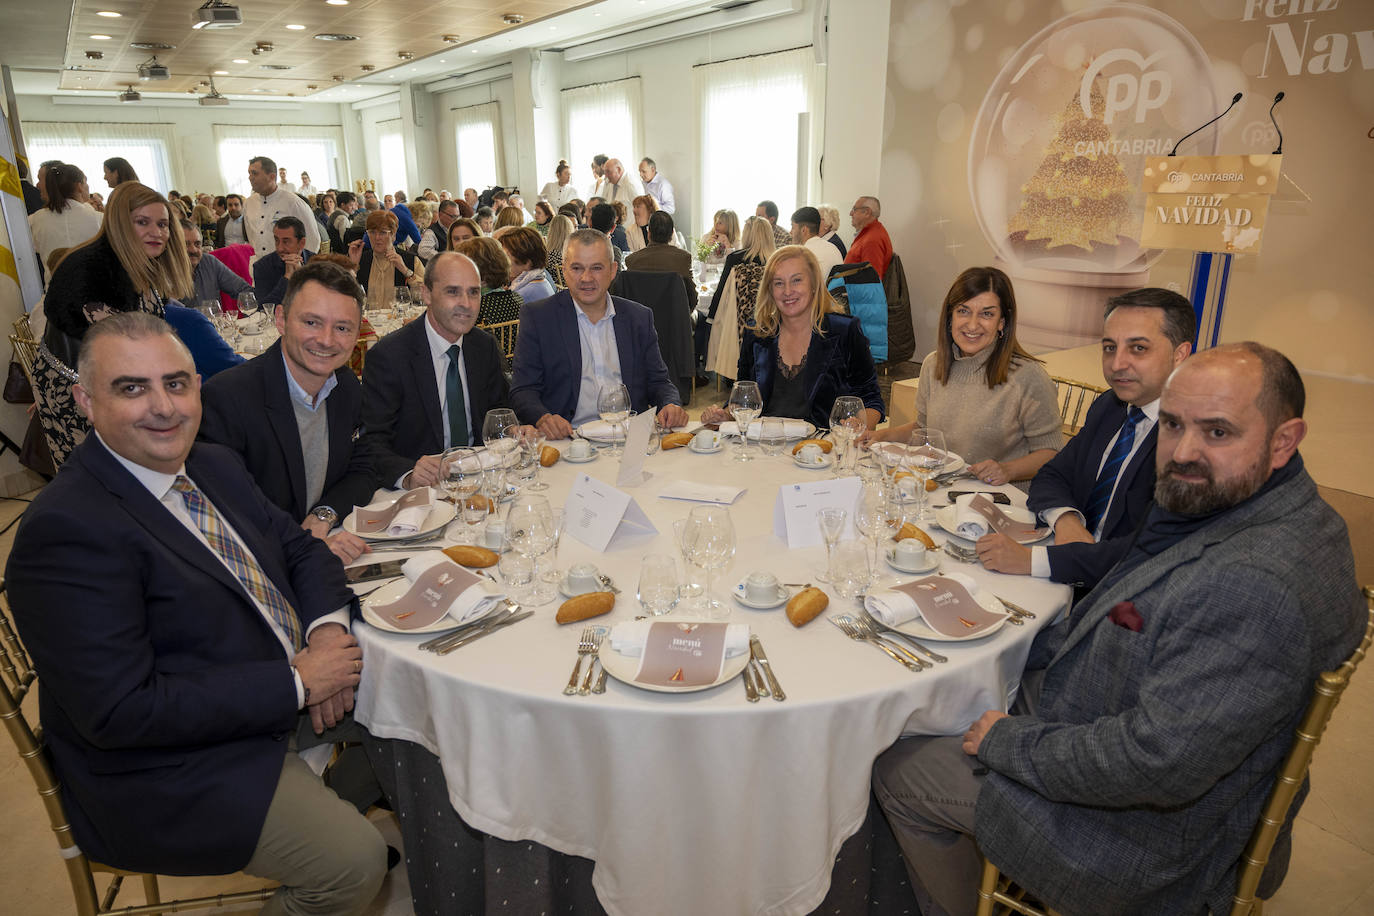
119,88,141,102
193,2,242,29
138,59,170,81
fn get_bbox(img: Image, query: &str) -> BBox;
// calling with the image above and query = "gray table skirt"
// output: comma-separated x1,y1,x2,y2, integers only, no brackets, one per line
363,734,921,915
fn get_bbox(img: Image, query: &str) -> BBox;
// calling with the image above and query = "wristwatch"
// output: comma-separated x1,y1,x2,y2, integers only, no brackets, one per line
310,505,340,528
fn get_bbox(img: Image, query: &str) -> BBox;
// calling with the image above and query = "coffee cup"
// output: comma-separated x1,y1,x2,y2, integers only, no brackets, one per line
693,429,719,450
569,439,592,458
894,538,928,567
482,520,507,551
564,562,602,595
798,443,823,464
743,571,782,603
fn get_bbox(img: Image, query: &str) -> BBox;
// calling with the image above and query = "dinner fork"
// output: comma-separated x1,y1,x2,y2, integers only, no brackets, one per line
855,609,949,663
565,626,599,696
829,615,925,671
579,628,607,695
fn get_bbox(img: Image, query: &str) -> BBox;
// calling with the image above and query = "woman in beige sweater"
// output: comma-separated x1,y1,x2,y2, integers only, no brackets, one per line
866,266,1061,484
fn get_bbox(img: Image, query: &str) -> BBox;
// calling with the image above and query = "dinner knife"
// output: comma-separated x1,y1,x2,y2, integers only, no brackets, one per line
748,636,786,702
434,611,533,655
420,607,517,652
993,595,1038,620
741,659,759,702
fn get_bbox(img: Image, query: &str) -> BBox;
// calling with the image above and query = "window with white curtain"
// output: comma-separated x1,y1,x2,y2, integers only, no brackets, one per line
25,122,177,194
695,48,820,236
213,124,345,197
376,119,407,197
452,102,503,192
562,78,643,198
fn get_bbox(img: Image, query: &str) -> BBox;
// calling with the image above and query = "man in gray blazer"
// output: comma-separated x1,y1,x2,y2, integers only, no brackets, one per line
873,343,1365,916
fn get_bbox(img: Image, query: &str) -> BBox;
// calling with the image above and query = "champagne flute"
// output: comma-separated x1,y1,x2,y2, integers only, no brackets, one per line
726,381,762,463
828,396,865,476
906,428,947,523
672,519,704,603
597,383,631,458
816,507,847,583
682,505,735,619
853,484,889,589
521,428,548,491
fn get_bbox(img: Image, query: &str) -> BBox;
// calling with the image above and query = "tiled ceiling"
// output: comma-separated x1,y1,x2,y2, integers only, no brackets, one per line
59,0,587,99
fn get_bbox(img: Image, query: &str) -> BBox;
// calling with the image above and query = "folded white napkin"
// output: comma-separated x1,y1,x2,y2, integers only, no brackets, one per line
954,493,991,540
718,418,809,439
608,620,751,657
865,571,980,627
476,441,520,469
388,503,432,537
400,554,507,624
578,420,619,439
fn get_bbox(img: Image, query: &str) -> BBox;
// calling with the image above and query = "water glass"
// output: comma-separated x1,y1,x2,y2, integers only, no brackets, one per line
637,554,680,616
598,383,631,458
759,417,785,457
832,541,871,599
497,548,534,602
816,507,847,583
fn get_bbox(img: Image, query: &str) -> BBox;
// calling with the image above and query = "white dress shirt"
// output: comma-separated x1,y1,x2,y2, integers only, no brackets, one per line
643,173,676,214
571,296,624,426
1029,398,1159,578
602,175,644,207
539,181,579,210
244,186,321,264
221,215,247,246
97,433,348,706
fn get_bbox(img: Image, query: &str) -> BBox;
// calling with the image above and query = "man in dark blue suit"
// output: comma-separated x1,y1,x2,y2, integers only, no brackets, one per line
253,216,314,306
510,228,688,440
977,288,1195,589
7,313,385,912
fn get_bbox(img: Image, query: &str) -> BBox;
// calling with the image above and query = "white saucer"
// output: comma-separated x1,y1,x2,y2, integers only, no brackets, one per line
792,453,833,470
564,448,599,463
731,578,790,609
884,548,940,575
688,441,723,455
560,579,610,599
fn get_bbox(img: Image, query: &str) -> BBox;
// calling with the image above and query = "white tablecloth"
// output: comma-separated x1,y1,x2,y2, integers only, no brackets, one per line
351,445,1069,916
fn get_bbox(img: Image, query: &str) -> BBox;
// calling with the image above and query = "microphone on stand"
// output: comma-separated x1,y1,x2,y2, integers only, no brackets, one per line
1169,92,1244,156
1269,91,1285,154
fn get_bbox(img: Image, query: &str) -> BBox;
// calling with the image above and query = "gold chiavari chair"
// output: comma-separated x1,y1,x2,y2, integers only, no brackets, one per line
975,589,1374,916
0,582,276,915
482,319,519,370
10,315,39,390
1050,375,1107,439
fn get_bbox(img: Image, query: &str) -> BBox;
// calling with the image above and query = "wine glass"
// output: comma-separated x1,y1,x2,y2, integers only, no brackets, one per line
816,507,847,583
440,448,483,542
872,440,908,493
671,519,705,603
482,408,519,466
394,285,412,319
681,505,735,619
726,381,762,463
506,495,557,604
597,383,631,458
637,554,680,616
237,289,259,322
828,396,865,476
905,428,948,523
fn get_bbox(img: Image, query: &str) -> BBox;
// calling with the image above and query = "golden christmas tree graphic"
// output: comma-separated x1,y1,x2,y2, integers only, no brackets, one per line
1007,76,1136,252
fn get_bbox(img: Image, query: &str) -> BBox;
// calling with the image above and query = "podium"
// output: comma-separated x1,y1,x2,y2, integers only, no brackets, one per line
1139,154,1282,349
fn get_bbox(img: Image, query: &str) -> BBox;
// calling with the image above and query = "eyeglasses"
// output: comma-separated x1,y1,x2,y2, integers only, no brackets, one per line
850,206,871,214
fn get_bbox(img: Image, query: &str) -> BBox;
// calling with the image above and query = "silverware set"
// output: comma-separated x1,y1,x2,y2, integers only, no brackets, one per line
564,625,609,696
744,635,785,702
994,595,1037,622
415,602,527,655
366,531,449,553
830,614,927,670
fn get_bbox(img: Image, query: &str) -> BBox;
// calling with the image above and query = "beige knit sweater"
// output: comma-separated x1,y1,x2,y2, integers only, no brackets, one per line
914,347,1063,464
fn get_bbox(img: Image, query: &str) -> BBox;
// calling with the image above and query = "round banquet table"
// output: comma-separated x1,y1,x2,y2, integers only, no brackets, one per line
349,438,1071,916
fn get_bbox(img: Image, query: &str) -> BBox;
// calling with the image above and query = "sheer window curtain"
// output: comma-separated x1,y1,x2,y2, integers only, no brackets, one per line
25,122,178,194
452,102,503,192
562,78,644,198
214,124,345,197
374,119,408,198
694,48,821,237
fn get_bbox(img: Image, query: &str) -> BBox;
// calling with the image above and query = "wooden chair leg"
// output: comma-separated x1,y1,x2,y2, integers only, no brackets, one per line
141,873,161,905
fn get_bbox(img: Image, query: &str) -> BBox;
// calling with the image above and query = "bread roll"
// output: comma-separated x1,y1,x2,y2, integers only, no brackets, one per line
540,445,561,467
791,438,834,455
785,587,828,628
662,432,693,450
894,523,937,550
894,471,940,492
441,544,499,568
556,591,615,624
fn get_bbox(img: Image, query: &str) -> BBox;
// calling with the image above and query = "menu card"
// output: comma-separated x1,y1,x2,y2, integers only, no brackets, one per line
608,621,746,688
955,493,1047,543
370,558,485,629
773,477,862,548
564,474,657,552
354,489,433,536
865,574,1005,638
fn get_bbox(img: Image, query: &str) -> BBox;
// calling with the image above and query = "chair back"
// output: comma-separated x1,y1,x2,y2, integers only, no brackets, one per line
11,315,39,389
483,319,520,369
1050,376,1107,438
612,269,694,403
1228,592,1374,916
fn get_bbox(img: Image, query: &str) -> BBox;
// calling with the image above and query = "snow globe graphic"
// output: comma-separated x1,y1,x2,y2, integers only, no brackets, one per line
967,4,1216,347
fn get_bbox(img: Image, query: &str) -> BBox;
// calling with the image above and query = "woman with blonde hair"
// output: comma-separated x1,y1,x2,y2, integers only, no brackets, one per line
817,204,847,258
701,245,882,428
626,194,659,254
865,266,1061,483
545,214,575,286
407,200,434,233
494,206,525,231
704,216,776,380
36,182,191,464
699,208,739,263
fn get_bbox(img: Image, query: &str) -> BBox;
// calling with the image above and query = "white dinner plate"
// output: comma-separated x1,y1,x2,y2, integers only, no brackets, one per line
731,578,791,609
933,504,1049,545
792,452,833,470
344,495,456,542
360,575,497,634
878,580,1009,643
598,638,752,693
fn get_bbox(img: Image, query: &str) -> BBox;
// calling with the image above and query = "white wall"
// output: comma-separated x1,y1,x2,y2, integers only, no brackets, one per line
14,94,354,194
431,78,518,194
820,0,889,230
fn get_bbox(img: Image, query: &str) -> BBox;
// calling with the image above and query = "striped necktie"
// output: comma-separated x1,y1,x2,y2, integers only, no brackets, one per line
1083,407,1145,535
171,476,303,650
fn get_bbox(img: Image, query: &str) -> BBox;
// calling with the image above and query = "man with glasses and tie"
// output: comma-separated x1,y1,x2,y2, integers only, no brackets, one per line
360,251,514,489
7,312,386,914
976,288,1196,590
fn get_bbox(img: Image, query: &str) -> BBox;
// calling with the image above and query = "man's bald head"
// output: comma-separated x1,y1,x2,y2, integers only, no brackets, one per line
1171,342,1304,436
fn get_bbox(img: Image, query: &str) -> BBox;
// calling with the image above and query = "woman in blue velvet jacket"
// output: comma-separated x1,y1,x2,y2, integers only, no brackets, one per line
701,245,884,430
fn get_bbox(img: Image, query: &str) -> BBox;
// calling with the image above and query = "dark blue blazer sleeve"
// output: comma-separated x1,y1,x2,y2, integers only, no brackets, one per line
163,303,245,379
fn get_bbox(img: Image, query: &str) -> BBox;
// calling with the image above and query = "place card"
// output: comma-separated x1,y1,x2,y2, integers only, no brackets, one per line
658,481,745,505
773,477,862,548
634,621,731,687
353,488,432,536
616,409,658,487
564,473,658,552
957,493,1047,543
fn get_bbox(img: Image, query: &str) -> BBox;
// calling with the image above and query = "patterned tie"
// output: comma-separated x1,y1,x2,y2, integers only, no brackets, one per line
171,476,303,650
1083,406,1145,535
446,344,469,447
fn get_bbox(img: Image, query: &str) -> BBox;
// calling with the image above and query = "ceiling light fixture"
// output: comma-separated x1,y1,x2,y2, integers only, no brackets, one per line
232,58,249,63
397,50,413,60
326,0,349,5
85,50,104,60
314,33,358,41
90,34,112,40
214,69,228,74
359,64,375,71
96,10,121,17
251,41,273,55
442,34,460,43
502,14,524,25
130,42,175,50
286,24,306,31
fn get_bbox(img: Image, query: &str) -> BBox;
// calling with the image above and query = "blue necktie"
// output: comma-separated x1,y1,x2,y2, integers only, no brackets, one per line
1083,407,1145,534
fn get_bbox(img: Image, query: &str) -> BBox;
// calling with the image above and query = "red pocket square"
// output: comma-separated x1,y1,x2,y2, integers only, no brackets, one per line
1109,601,1143,632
